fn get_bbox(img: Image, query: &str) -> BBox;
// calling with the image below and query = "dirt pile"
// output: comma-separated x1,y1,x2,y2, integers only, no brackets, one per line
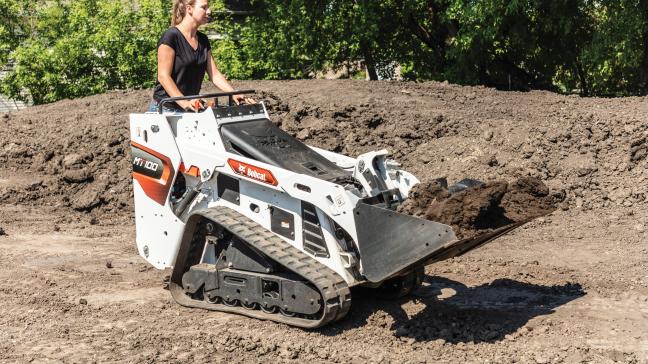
1,80,648,224
0,90,138,222
1,81,648,362
398,177,557,238
251,81,648,212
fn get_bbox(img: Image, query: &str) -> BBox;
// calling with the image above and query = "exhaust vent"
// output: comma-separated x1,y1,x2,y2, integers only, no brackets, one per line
301,202,330,258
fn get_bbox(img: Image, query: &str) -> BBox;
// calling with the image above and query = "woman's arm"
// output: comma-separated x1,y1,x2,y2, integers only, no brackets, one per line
158,44,196,111
206,53,254,104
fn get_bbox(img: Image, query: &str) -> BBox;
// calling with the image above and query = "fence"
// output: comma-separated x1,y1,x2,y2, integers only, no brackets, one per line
0,68,30,113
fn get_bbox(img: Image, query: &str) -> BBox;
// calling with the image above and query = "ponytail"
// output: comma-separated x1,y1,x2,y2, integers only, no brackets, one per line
171,0,196,26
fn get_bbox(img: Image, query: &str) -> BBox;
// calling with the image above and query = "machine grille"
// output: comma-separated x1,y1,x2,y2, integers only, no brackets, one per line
301,202,330,258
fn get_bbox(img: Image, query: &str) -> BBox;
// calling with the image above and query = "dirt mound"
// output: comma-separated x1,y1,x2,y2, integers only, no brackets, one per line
0,90,141,223
251,81,648,213
398,177,557,239
1,80,648,224
2,81,648,362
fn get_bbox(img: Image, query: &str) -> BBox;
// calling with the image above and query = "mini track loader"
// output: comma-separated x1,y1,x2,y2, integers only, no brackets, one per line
129,90,522,328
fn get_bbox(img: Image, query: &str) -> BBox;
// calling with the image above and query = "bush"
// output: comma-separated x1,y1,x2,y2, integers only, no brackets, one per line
2,0,169,104
3,0,648,103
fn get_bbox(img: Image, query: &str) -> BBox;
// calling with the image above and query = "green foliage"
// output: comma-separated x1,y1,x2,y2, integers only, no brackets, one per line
0,0,26,67
210,1,335,79
2,0,169,104
212,0,648,96
3,0,648,104
574,0,648,95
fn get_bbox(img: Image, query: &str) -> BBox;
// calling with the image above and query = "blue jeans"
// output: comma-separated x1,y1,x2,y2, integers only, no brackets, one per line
147,100,183,113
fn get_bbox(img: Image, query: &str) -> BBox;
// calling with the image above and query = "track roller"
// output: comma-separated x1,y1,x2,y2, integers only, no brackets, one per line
168,207,352,328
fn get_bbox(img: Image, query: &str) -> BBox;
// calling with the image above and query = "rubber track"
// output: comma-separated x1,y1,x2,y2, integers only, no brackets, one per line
169,207,352,328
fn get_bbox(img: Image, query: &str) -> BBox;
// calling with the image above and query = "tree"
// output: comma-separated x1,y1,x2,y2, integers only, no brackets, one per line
212,0,594,89
0,0,26,68
573,0,648,95
5,0,648,103
1,0,170,104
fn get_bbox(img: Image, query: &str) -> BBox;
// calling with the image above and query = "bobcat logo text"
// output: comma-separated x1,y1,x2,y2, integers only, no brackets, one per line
228,159,278,186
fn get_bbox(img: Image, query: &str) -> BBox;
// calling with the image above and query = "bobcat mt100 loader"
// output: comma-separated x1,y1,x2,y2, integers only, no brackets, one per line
129,90,522,328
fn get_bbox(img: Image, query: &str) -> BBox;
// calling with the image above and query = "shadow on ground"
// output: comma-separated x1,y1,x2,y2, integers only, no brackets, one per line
318,275,585,343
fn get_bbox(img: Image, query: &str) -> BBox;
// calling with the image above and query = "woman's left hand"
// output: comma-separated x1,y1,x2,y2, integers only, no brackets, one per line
233,94,256,105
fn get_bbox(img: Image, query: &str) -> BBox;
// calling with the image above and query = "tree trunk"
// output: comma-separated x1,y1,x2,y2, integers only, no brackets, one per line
361,43,378,80
365,63,378,81
576,61,589,97
637,32,648,94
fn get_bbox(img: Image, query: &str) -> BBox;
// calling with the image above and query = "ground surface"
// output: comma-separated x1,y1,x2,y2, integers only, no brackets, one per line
0,80,647,363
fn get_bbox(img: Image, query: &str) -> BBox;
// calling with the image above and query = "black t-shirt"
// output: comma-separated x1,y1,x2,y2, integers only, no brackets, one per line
153,27,211,105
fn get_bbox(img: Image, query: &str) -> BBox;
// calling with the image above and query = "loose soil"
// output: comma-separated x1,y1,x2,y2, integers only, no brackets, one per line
1,80,647,363
398,177,557,239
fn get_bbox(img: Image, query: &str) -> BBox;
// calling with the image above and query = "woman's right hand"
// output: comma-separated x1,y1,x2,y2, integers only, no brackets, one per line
177,99,202,112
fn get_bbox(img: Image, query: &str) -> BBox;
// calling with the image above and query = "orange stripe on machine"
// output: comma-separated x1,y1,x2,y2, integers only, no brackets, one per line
179,162,200,178
131,142,175,205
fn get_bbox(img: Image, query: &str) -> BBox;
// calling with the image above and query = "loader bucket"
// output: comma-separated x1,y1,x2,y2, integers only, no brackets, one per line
422,221,525,264
353,201,525,283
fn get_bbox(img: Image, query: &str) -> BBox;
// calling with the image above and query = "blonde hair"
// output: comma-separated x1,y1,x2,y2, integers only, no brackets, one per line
171,0,196,26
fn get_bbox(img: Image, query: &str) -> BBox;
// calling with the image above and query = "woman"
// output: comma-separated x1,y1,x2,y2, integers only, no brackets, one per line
149,0,252,112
